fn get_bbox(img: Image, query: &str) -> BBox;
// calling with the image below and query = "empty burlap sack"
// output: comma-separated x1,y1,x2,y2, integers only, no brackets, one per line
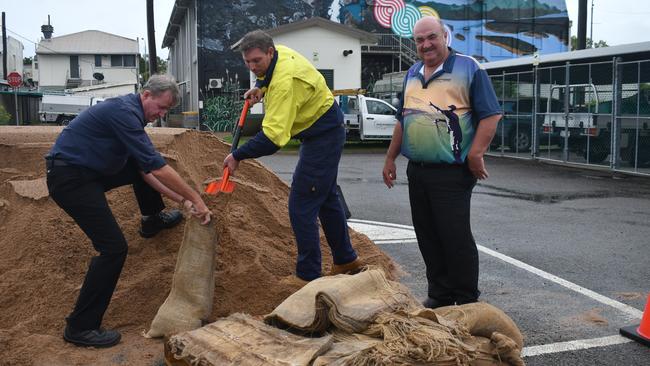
342,307,524,366
312,331,382,366
167,313,333,366
265,269,420,334
312,309,523,366
146,218,217,338
432,302,524,349
267,269,524,365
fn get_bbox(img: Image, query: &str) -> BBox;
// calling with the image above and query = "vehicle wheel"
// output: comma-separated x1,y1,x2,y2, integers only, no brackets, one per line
583,139,609,163
625,144,650,167
58,117,72,126
508,129,531,152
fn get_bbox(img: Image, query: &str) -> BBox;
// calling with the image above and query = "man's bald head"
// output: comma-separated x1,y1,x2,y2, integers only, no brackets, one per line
413,16,445,36
413,16,449,68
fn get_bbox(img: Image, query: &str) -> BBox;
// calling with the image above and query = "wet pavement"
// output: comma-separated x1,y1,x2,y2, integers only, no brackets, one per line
259,151,650,365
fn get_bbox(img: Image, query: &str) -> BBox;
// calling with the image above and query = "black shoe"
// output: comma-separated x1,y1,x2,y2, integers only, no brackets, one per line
139,209,183,238
422,297,455,309
63,326,121,348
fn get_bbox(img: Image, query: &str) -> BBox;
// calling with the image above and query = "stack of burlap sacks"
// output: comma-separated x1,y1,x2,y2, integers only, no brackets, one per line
144,220,524,365
162,267,524,365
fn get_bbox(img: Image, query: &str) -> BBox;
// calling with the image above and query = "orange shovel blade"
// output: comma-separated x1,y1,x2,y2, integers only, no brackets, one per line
205,181,219,194
217,179,235,193
204,167,236,195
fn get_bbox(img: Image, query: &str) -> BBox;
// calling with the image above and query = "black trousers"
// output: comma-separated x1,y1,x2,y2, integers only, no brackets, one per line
406,161,480,305
46,158,164,330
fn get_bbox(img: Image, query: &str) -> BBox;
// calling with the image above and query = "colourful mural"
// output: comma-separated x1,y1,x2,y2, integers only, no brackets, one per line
193,1,569,98
334,0,569,61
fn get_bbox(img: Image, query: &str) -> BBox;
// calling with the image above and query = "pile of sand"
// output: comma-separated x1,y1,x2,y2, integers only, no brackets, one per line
0,126,396,365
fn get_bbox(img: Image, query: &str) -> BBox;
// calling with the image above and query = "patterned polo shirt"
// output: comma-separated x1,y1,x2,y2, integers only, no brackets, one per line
396,49,501,164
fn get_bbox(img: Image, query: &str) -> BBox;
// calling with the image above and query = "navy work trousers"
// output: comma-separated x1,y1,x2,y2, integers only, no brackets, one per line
46,158,164,330
406,161,480,305
289,123,357,280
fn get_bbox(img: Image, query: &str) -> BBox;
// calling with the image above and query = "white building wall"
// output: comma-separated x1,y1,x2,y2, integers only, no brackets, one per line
1,35,24,78
167,1,198,113
248,27,362,114
272,27,361,90
37,53,137,88
37,54,69,86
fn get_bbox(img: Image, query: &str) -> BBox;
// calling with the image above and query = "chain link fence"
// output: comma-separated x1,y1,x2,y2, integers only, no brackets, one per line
487,57,650,176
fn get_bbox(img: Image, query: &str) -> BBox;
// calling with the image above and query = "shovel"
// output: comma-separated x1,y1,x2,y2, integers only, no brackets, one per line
205,99,250,195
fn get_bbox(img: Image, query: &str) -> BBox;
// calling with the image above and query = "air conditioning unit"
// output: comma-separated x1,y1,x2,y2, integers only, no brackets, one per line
208,78,222,89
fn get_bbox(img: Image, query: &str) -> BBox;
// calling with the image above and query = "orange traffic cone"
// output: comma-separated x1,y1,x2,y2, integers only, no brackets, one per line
620,294,650,347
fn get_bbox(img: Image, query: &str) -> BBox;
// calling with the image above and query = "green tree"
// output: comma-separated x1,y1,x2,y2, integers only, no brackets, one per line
139,55,169,84
23,57,33,65
571,36,609,50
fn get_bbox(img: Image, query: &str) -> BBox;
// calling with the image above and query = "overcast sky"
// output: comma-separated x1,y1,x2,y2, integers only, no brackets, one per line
3,0,649,60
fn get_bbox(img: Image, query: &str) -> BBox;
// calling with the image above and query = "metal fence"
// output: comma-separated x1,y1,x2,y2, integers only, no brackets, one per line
199,83,246,133
487,58,650,176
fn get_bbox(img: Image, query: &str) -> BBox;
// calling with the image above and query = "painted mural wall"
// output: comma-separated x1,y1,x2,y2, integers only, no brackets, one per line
197,0,568,90
338,0,568,59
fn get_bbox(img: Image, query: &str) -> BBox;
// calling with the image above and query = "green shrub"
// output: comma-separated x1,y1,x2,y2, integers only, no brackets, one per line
0,104,12,125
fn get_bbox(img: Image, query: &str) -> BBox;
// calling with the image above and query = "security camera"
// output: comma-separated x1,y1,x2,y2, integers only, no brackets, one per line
343,50,353,57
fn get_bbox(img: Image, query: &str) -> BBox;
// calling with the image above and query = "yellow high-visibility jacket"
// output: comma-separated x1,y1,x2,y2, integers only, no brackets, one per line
258,45,333,147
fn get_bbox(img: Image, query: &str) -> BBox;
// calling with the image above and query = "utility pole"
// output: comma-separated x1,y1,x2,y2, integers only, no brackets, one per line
146,0,158,75
577,0,588,50
590,0,594,48
142,37,148,80
2,12,7,78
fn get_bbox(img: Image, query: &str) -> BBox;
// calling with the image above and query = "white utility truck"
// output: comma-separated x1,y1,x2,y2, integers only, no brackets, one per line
39,94,104,125
339,94,398,141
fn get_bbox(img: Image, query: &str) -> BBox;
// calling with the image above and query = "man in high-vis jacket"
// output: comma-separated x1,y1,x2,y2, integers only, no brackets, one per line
223,30,363,284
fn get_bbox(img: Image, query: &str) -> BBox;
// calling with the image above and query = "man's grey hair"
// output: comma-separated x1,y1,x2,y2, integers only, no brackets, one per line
239,30,275,53
142,74,180,107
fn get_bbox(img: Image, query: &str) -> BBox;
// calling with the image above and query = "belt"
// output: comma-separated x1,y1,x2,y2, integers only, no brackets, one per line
45,158,72,168
410,161,464,168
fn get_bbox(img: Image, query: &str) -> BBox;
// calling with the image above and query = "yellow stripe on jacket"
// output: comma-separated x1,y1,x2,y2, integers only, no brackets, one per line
261,45,333,147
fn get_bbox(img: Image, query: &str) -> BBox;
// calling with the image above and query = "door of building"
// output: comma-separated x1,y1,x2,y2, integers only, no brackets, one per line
70,56,79,78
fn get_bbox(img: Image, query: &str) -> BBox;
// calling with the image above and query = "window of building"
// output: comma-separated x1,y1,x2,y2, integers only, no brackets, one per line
95,55,102,67
110,55,136,67
111,55,123,67
123,55,136,67
317,69,334,90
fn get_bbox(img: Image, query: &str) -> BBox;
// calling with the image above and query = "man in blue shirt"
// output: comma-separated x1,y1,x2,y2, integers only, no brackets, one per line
46,75,212,348
382,17,502,309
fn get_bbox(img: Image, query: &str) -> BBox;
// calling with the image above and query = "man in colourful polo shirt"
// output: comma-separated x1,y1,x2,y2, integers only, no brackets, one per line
382,16,502,308
223,30,362,284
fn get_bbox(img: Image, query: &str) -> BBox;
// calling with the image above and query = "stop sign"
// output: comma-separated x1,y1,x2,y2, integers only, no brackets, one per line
7,72,22,88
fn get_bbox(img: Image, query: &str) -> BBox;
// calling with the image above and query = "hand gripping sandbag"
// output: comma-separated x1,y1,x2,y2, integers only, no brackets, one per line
146,218,217,338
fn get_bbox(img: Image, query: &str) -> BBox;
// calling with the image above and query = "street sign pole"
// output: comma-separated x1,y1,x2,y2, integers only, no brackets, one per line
7,72,23,126
14,87,18,125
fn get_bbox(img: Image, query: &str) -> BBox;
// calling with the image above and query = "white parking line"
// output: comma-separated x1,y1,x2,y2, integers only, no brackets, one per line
479,245,643,320
348,218,642,356
521,335,631,357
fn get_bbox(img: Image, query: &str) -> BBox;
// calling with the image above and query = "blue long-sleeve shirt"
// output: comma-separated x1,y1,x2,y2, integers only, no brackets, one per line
46,93,166,175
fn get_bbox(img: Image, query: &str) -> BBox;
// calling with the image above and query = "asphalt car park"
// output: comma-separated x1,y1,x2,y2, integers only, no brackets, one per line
259,150,650,365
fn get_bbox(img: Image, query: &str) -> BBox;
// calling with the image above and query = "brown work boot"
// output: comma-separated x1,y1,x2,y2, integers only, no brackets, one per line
278,275,309,289
330,258,365,276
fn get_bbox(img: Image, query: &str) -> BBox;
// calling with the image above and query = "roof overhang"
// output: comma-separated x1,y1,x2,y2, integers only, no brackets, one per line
162,0,192,48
